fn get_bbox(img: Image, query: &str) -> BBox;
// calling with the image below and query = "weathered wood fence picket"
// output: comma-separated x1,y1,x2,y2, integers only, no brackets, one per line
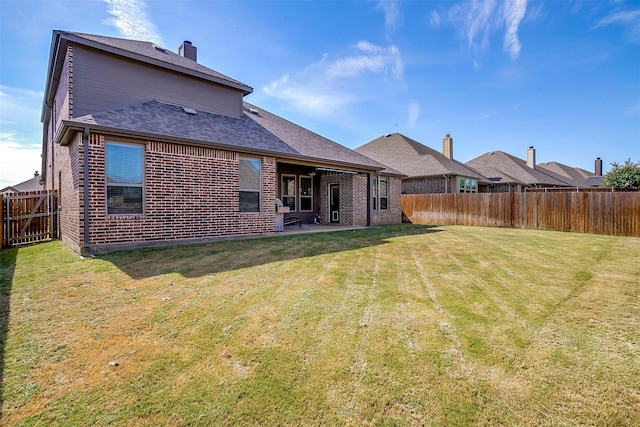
1,191,58,248
401,192,640,237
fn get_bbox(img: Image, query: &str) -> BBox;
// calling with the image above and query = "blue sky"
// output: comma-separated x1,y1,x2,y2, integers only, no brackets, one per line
1,0,639,188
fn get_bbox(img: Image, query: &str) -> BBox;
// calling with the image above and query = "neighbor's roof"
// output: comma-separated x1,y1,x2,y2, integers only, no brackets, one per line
42,30,252,121
467,166,526,185
57,100,387,172
466,151,586,187
0,175,44,194
355,133,486,180
537,161,597,186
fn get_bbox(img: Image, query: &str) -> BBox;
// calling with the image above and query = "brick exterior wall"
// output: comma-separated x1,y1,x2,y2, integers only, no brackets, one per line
66,134,277,253
53,132,83,253
402,177,447,194
372,176,402,224
320,172,369,226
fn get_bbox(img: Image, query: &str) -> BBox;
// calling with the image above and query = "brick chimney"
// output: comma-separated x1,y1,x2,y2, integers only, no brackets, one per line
179,40,197,62
526,146,536,169
442,134,453,159
595,157,603,176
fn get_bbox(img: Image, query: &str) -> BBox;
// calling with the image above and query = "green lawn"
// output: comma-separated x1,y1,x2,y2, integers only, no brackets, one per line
1,224,639,426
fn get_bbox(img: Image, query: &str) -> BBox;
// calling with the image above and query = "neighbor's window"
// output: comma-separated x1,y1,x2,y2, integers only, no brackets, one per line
300,176,313,211
379,177,388,210
239,157,261,212
106,142,144,215
459,177,478,193
281,174,296,211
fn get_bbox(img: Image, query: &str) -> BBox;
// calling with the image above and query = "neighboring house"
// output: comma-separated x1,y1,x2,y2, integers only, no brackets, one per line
466,147,589,191
1,172,44,195
41,31,403,255
355,133,488,194
537,158,604,187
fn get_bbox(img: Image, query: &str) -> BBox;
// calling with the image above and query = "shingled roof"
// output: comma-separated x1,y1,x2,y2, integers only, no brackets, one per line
58,100,387,172
68,31,250,92
1,175,44,194
355,133,485,180
466,151,586,187
537,161,597,186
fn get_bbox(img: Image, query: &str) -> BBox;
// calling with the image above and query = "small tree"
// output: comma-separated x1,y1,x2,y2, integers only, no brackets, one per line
601,159,640,189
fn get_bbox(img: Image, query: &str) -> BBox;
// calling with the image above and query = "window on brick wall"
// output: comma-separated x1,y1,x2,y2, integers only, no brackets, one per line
379,177,388,210
106,142,144,215
239,157,261,212
372,177,378,210
372,177,388,211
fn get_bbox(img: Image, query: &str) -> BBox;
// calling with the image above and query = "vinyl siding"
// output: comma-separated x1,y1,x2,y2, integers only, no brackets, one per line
72,46,244,119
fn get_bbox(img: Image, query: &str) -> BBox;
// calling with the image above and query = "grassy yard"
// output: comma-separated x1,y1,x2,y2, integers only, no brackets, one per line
1,224,639,426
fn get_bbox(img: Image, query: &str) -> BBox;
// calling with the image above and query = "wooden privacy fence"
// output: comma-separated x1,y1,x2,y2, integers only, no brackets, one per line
1,190,58,247
401,192,640,237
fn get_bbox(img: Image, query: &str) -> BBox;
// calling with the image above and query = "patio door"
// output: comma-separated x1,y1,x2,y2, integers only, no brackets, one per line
329,184,340,223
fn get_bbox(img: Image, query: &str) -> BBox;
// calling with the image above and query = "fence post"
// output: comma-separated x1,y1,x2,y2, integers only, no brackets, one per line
1,195,4,247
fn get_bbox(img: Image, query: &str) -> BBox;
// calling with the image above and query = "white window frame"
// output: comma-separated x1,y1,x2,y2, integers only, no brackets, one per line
372,177,378,211
299,175,313,212
459,177,478,193
239,157,262,213
379,177,388,210
281,174,297,212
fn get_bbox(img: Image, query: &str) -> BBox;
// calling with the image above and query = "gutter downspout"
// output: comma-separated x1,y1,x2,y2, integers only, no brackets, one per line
443,175,448,193
82,128,90,251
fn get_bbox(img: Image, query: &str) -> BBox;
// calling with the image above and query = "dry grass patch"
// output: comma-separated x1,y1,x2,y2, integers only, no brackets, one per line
1,225,639,425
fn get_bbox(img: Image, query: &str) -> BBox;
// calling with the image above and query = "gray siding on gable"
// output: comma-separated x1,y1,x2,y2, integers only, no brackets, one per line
72,46,244,119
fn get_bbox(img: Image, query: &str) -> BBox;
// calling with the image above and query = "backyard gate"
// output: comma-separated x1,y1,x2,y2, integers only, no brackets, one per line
1,190,58,247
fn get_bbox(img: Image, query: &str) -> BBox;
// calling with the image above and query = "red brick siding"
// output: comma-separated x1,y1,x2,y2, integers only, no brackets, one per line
372,176,402,224
55,132,82,253
84,135,276,251
319,172,369,226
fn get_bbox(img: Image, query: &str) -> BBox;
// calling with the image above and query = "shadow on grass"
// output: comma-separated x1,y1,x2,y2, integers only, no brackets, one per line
0,247,18,417
101,224,442,280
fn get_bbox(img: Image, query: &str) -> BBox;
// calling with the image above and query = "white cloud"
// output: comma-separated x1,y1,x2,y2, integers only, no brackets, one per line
103,0,162,44
448,0,528,59
430,11,441,28
408,102,420,126
503,0,527,59
377,0,400,33
263,41,404,116
0,86,43,188
593,9,640,42
263,75,356,115
328,41,404,80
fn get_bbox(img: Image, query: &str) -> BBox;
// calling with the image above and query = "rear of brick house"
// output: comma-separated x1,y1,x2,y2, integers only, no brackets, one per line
41,31,403,254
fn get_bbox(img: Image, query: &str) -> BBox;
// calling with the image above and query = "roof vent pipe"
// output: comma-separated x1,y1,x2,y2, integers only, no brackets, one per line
595,157,603,176
442,133,453,159
179,40,197,62
527,146,536,169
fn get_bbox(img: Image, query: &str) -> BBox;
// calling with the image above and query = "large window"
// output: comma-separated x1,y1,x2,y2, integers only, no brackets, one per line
300,176,313,212
281,174,296,211
106,142,144,215
459,177,478,193
239,157,261,212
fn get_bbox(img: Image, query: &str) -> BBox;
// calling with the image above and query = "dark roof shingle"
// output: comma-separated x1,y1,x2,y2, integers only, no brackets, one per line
62,101,386,171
